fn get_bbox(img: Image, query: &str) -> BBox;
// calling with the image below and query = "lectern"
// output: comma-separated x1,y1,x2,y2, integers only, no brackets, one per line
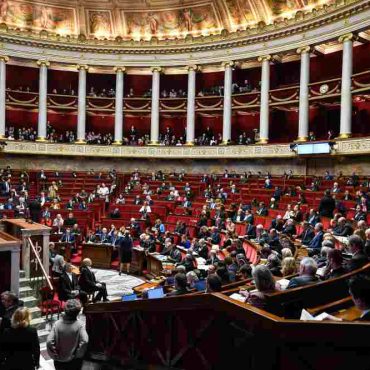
1,219,51,280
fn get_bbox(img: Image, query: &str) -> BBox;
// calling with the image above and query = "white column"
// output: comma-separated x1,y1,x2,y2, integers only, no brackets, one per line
222,62,234,144
37,60,49,141
258,55,271,144
0,56,8,139
11,247,20,295
114,67,125,144
77,65,88,143
339,33,354,139
186,65,197,145
150,67,161,144
297,47,311,141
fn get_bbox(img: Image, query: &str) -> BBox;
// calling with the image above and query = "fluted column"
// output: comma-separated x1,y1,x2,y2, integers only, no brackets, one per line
0,56,9,139
186,65,198,145
36,60,50,141
76,65,88,143
297,46,311,141
222,61,234,144
113,67,125,144
338,33,354,139
258,55,271,144
150,67,161,145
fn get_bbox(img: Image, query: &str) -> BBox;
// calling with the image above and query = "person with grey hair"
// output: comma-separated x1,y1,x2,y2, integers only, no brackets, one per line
186,271,199,288
47,299,88,370
315,244,332,268
0,291,21,333
333,217,354,237
346,234,368,271
240,265,277,309
287,257,319,289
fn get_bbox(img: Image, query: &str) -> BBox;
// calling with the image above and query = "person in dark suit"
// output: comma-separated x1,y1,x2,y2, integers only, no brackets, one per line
281,219,296,237
346,235,369,272
206,250,220,265
118,231,133,275
307,223,324,252
0,307,40,370
349,274,370,321
167,273,191,296
79,258,109,302
333,217,353,237
58,264,87,305
318,190,336,218
28,199,41,223
0,291,22,334
297,221,315,245
287,257,319,289
59,228,76,244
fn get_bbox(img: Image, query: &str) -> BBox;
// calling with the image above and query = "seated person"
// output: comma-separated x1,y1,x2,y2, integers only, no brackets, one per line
332,217,354,237
206,274,222,293
287,257,319,289
96,227,112,244
59,227,76,244
52,214,64,232
306,223,324,252
167,273,191,296
206,249,220,265
85,230,97,243
349,274,370,321
110,208,121,219
324,249,346,279
78,258,109,302
240,265,277,309
346,235,369,271
64,212,77,227
58,263,87,305
297,221,315,245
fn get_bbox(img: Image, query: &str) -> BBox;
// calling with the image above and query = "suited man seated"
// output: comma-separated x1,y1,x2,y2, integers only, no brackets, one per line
206,250,220,266
59,227,76,244
133,196,142,205
349,274,370,321
305,223,324,256
58,263,87,305
297,221,315,245
110,208,121,219
96,227,112,244
244,222,256,239
332,217,354,237
287,257,319,289
183,197,192,209
78,258,109,302
346,235,369,272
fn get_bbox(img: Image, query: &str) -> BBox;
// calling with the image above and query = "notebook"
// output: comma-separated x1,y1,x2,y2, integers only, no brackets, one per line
147,287,165,299
122,293,137,302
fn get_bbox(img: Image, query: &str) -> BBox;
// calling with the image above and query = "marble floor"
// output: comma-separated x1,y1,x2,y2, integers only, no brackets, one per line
40,269,145,369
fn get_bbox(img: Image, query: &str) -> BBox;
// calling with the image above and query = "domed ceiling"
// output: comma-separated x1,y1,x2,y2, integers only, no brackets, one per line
0,0,338,40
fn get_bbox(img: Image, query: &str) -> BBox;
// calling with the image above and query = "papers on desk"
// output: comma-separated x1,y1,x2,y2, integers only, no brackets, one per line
195,257,209,271
276,278,290,290
155,255,168,262
229,293,247,303
133,246,144,252
300,309,342,321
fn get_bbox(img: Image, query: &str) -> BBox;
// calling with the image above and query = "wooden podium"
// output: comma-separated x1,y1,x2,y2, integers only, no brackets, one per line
81,242,113,269
1,219,51,280
0,231,21,295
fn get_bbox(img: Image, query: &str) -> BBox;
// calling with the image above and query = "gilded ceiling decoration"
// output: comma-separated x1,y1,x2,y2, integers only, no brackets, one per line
0,0,338,40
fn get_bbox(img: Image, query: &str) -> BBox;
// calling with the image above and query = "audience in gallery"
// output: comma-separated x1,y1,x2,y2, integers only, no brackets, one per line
1,166,370,323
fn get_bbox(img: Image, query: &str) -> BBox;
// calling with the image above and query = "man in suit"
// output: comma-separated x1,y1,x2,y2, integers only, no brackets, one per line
318,190,336,218
1,178,11,195
206,250,220,266
282,219,296,237
349,274,370,321
59,228,76,244
64,212,77,227
346,235,369,272
333,217,354,237
129,218,141,236
0,291,22,333
58,264,87,305
287,257,319,289
297,221,315,245
306,222,324,252
244,222,256,239
79,258,108,302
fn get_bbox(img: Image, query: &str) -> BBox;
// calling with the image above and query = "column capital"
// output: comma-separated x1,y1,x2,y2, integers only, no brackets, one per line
222,61,235,69
151,67,162,73
77,64,89,71
338,33,356,43
114,66,126,73
187,65,200,72
296,46,311,55
258,55,272,63
0,55,9,63
36,60,50,67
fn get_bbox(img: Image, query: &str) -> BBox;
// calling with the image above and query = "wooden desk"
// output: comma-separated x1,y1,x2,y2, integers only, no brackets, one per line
81,242,112,269
130,247,145,274
147,253,164,277
132,281,162,295
333,306,362,321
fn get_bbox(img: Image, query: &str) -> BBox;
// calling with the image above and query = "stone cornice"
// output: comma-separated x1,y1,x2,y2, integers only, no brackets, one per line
0,0,368,59
3,138,370,159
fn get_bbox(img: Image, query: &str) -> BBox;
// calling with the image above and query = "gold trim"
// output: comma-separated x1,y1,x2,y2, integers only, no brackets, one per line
75,139,86,144
0,56,9,63
148,140,160,145
76,64,89,71
184,141,195,146
151,67,162,73
258,137,269,144
113,67,126,73
36,137,47,142
112,141,122,145
337,133,352,139
338,33,355,43
0,134,6,139
222,61,235,69
187,65,200,72
258,55,272,63
296,136,308,142
36,60,50,67
296,46,311,55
